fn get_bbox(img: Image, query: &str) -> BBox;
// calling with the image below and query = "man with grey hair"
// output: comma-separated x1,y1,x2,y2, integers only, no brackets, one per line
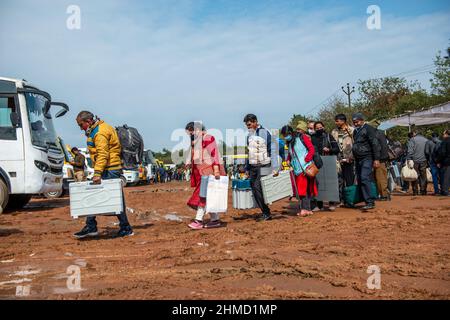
74,110,133,238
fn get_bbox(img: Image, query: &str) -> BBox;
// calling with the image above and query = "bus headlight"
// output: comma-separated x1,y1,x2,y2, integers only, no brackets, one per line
34,160,50,172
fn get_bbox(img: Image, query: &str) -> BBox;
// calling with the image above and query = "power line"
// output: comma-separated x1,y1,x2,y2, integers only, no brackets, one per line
304,63,436,117
305,88,341,116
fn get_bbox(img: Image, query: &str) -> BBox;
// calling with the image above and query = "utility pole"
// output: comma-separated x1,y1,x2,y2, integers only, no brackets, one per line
341,83,355,108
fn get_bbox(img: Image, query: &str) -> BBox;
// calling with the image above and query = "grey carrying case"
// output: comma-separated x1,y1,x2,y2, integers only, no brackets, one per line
200,175,209,198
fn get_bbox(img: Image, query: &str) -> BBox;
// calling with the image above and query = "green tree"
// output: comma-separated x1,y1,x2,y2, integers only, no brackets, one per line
317,96,359,131
288,113,311,128
356,77,419,119
430,47,450,98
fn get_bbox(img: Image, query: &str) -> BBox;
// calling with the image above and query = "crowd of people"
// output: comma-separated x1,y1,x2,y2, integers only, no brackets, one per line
154,166,191,184
69,110,449,238
184,113,449,230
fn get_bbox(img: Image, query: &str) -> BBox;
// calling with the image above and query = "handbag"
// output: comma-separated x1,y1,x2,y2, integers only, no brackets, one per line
401,165,418,182
292,145,319,178
426,168,433,183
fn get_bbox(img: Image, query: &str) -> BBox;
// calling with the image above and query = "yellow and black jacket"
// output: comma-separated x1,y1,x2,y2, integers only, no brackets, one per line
86,120,122,177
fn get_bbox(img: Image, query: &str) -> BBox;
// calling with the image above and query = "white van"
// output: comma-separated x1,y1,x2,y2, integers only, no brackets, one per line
0,77,68,212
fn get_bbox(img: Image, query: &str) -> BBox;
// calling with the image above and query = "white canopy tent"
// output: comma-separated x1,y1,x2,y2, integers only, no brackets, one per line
378,101,450,131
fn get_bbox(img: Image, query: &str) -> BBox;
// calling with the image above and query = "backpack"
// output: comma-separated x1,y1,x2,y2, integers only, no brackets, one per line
387,140,404,161
116,125,144,169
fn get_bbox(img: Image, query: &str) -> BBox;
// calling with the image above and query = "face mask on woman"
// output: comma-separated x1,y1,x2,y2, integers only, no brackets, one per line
316,129,324,135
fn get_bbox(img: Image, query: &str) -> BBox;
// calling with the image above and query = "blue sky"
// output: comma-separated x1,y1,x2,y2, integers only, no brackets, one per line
1,0,449,151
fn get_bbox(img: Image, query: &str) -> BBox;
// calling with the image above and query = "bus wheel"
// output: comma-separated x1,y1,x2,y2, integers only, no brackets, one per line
44,189,63,199
120,176,127,188
6,194,32,210
0,179,9,214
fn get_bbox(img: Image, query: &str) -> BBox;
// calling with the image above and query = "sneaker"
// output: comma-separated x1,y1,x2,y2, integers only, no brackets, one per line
378,197,389,201
257,214,272,222
312,207,321,212
328,206,336,211
204,220,221,229
74,226,98,239
116,228,134,238
361,203,375,211
188,220,204,230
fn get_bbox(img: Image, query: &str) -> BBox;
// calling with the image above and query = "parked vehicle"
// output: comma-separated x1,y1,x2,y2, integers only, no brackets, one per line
43,143,95,199
0,77,68,212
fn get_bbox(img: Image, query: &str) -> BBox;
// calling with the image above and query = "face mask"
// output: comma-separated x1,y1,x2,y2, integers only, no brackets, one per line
285,135,293,142
316,129,324,135
190,134,195,141
308,129,315,135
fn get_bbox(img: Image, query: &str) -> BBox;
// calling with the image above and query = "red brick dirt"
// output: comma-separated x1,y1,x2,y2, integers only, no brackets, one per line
0,181,449,299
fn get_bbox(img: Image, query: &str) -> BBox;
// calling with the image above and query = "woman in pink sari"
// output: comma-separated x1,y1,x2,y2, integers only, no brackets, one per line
185,122,226,230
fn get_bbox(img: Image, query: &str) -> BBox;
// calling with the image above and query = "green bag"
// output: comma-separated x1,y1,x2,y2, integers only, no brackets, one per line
343,183,378,206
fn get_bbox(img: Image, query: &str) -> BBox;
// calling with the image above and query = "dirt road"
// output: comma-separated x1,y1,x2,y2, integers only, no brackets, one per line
0,181,449,299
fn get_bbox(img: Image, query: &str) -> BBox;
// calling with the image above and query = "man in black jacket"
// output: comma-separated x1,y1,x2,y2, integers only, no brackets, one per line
374,129,390,201
352,113,381,210
435,130,450,196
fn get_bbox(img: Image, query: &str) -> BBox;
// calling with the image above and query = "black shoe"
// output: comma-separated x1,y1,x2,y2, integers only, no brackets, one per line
74,226,98,239
257,214,272,222
115,227,134,238
378,196,389,201
360,203,375,211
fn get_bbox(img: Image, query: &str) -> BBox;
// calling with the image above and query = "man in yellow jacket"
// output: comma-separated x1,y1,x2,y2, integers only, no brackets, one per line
74,111,133,239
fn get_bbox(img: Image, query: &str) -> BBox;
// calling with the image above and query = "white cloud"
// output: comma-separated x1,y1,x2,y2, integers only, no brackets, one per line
0,0,449,150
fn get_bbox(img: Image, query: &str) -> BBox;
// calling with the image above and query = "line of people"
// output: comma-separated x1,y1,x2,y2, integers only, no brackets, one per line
70,109,449,237
184,112,449,230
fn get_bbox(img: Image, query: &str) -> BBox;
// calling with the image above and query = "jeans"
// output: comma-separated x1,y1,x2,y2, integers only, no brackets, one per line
249,164,271,216
441,165,450,196
301,195,312,211
356,158,375,205
412,161,428,194
430,162,441,194
86,170,132,231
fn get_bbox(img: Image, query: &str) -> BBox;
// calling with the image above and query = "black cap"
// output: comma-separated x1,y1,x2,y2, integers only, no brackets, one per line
352,113,365,121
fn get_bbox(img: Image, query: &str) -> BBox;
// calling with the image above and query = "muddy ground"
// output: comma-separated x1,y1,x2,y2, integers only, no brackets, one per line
0,181,449,300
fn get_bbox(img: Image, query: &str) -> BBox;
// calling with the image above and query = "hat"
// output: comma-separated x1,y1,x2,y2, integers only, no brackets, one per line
352,113,365,121
296,121,308,131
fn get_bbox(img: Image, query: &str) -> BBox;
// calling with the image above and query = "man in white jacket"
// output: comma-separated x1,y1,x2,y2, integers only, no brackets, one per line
243,114,279,221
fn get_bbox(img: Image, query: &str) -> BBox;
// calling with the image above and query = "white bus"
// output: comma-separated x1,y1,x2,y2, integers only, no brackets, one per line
0,77,68,212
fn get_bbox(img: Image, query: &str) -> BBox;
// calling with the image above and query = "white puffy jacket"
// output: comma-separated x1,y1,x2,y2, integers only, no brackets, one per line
248,134,271,165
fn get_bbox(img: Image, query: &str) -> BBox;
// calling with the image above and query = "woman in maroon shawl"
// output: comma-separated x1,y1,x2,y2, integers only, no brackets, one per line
185,122,226,229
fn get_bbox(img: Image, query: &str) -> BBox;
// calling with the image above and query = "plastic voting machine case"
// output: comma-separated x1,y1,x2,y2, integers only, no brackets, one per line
315,155,340,203
205,176,229,213
261,170,292,204
69,179,123,219
232,179,256,210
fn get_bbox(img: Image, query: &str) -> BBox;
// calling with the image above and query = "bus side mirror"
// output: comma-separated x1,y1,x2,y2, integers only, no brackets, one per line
10,112,20,127
55,109,68,118
51,102,69,118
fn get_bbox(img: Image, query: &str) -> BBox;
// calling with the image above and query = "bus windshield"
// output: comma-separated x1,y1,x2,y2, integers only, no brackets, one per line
25,92,59,150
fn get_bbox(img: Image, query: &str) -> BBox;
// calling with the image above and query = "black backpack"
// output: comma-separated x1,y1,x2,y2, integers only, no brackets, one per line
387,140,404,161
116,125,144,169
